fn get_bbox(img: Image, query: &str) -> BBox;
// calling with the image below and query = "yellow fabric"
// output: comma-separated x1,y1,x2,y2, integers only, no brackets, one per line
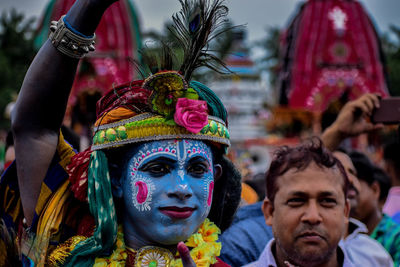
3,186,21,222
34,183,52,219
47,235,87,266
57,131,77,169
25,179,71,266
34,131,76,217
94,107,137,127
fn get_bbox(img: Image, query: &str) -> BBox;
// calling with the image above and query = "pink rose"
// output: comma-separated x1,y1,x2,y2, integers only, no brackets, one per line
174,98,209,133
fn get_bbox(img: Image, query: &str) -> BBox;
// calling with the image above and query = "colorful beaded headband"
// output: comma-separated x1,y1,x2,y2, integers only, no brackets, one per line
92,113,230,150
92,71,230,151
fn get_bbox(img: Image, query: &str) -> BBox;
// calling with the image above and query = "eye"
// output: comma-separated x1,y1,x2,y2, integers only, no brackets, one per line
287,198,305,207
140,162,170,177
187,162,208,177
320,198,337,207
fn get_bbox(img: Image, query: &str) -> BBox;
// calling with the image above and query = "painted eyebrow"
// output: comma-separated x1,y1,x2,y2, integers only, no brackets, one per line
188,155,210,164
140,156,177,166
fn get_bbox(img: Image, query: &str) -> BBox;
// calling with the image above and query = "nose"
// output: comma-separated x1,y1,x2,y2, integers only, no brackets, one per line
167,177,193,200
301,201,322,225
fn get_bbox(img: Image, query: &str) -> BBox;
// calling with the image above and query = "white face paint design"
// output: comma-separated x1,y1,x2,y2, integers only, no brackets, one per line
120,139,215,246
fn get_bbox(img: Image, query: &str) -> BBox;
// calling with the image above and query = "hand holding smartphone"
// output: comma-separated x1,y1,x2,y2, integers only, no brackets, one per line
371,97,400,124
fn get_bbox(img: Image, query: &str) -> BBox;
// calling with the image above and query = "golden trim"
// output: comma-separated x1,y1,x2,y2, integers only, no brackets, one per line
92,113,230,150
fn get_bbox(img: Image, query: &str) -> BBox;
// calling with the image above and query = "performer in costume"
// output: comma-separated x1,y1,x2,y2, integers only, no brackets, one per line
0,0,241,266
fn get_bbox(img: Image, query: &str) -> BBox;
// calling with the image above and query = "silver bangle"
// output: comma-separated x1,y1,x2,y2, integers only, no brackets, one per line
49,15,96,59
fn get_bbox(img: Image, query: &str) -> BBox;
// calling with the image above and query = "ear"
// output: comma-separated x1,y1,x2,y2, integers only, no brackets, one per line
371,181,381,201
344,198,350,220
262,197,274,226
213,164,222,181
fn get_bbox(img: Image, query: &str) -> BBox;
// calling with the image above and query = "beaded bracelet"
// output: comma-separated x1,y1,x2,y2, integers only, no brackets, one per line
49,15,96,59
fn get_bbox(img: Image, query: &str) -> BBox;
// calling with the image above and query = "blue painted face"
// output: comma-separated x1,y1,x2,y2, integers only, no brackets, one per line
119,139,216,248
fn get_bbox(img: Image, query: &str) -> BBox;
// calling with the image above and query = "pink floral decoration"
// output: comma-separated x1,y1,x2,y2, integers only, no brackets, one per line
174,98,209,133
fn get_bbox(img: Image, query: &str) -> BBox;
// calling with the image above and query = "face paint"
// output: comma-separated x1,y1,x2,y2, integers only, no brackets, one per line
131,176,155,211
119,139,215,248
207,181,214,207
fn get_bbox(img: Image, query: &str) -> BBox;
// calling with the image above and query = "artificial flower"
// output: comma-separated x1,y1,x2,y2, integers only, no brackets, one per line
174,98,209,133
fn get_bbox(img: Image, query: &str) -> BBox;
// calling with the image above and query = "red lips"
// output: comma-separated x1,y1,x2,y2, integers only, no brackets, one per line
159,206,195,219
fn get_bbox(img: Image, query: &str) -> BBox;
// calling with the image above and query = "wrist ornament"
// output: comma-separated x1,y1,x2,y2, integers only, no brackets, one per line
49,15,96,59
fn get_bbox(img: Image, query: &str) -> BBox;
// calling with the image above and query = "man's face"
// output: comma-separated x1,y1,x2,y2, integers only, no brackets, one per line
333,152,360,213
263,163,349,266
351,179,379,222
119,139,218,247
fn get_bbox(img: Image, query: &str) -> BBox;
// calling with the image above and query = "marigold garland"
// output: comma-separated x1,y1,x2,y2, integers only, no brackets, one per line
51,219,221,267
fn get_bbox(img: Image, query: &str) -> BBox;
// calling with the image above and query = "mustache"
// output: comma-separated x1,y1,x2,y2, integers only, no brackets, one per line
295,225,327,241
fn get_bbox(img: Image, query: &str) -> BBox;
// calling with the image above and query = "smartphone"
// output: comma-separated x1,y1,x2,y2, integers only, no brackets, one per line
371,97,400,124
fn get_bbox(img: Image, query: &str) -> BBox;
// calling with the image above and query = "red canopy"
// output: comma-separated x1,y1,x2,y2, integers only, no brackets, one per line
35,0,142,106
278,0,389,111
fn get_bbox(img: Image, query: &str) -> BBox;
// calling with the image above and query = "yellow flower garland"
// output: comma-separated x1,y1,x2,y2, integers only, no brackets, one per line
91,218,221,267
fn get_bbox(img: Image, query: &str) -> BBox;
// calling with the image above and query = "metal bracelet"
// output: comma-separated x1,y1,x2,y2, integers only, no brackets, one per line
49,15,96,59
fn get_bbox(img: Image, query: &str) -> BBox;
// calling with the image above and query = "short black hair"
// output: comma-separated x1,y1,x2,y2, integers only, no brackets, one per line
266,137,349,204
349,151,391,201
383,141,400,181
349,151,375,185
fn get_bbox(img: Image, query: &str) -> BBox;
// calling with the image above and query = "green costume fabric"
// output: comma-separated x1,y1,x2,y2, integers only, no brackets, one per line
65,150,117,266
370,213,400,266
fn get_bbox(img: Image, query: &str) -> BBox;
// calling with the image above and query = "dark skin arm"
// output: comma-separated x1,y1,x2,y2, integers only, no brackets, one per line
11,0,117,226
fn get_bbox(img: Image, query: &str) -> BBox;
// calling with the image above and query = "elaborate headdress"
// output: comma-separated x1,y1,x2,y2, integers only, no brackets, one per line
54,1,241,266
91,0,233,152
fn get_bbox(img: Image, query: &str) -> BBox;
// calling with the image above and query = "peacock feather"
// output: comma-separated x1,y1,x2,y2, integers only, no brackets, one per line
139,0,234,81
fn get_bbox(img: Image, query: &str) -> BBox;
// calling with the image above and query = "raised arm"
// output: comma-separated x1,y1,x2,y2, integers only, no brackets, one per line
11,0,117,225
321,93,383,151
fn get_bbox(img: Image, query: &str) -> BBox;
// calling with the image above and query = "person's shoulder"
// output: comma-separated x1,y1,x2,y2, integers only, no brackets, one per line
375,214,400,238
392,211,400,224
342,232,394,267
234,202,264,222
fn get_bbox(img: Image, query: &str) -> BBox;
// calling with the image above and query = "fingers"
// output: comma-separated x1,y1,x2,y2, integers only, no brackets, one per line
177,242,196,267
351,93,381,117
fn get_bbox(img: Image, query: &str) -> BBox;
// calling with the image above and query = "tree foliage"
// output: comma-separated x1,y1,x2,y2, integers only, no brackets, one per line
254,26,281,86
0,9,36,129
381,25,400,96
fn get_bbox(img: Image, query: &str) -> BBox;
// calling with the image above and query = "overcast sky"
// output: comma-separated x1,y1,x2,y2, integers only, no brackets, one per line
2,0,400,44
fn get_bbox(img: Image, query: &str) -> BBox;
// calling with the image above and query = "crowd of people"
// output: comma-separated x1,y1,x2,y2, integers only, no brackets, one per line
0,0,399,266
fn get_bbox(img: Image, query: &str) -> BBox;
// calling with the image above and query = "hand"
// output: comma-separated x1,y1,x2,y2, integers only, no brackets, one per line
177,242,196,267
321,93,384,151
333,93,383,136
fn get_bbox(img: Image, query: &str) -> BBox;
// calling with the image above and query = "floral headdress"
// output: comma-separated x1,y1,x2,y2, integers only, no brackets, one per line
91,70,230,151
58,1,237,266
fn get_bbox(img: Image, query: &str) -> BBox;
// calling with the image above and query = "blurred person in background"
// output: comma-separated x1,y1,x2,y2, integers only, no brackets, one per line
334,151,393,267
382,141,400,217
349,151,400,266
